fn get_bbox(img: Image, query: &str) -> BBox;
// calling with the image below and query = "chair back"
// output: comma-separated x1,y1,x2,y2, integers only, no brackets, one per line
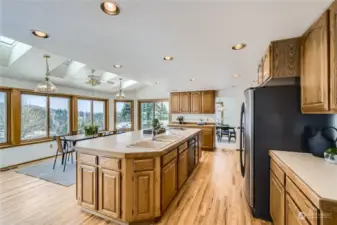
98,133,103,137
56,136,64,153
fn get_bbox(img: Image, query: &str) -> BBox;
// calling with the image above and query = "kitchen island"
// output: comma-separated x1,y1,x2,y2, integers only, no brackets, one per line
75,128,202,225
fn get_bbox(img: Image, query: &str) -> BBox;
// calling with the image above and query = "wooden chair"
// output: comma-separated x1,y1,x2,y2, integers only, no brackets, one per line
98,132,103,137
228,127,236,143
53,136,75,172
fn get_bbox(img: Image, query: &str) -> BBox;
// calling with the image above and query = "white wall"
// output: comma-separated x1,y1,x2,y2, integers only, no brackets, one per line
0,76,138,168
171,114,216,123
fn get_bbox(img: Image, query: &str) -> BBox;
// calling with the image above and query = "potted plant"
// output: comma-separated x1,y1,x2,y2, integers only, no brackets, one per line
84,124,99,136
177,116,184,124
324,148,337,164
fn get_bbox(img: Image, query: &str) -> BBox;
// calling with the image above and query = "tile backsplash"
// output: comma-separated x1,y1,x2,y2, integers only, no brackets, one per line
171,114,216,123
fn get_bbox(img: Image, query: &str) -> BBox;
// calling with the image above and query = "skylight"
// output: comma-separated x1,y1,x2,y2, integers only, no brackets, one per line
123,80,137,89
0,36,16,46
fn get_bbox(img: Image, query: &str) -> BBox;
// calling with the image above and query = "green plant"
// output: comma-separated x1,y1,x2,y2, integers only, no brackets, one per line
177,116,184,124
152,118,161,130
324,148,337,160
84,124,99,136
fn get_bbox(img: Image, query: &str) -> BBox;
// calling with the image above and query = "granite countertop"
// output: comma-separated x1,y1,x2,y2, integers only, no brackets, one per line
75,128,201,158
270,150,337,202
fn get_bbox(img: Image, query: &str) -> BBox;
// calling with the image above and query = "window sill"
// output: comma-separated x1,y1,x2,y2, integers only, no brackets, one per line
0,138,54,150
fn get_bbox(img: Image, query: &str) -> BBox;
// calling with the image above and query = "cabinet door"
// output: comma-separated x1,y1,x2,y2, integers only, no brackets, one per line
98,168,121,218
161,158,177,211
257,60,264,85
330,1,337,111
285,195,310,225
78,164,97,210
301,12,330,113
133,171,154,221
190,92,202,113
201,91,215,113
179,92,191,113
170,93,180,113
270,171,285,225
202,130,213,149
178,150,188,189
263,46,271,82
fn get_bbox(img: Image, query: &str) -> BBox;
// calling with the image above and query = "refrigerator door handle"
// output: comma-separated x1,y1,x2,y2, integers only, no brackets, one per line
240,102,245,177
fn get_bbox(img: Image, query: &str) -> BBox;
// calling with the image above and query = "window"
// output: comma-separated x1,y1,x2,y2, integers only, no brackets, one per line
78,99,106,133
0,36,16,46
138,100,169,130
21,94,48,140
49,97,70,136
0,92,7,143
114,100,133,131
93,101,105,131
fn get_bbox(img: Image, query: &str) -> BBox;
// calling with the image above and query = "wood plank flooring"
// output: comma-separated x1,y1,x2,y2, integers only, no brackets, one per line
0,150,271,225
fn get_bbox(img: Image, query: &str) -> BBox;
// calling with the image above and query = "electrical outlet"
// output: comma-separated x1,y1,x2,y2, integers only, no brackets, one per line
50,144,53,148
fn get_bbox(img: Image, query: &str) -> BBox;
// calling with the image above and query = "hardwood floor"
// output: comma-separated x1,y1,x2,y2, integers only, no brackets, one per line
0,150,270,225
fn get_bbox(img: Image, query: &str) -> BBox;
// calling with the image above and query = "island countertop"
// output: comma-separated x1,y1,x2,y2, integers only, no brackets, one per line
75,128,201,158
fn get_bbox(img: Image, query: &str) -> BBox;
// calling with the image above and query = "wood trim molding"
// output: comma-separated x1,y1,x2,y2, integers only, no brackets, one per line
114,99,134,131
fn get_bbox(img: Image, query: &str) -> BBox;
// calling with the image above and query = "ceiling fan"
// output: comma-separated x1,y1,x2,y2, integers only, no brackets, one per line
85,69,102,86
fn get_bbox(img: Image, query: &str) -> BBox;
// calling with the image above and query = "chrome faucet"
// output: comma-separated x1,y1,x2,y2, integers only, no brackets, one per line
152,124,161,141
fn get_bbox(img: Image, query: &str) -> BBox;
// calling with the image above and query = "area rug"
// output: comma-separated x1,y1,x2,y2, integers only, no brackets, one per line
16,158,76,187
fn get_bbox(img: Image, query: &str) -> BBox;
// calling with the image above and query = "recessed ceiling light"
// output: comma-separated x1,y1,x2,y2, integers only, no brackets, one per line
114,64,122,68
190,78,196,81
232,43,247,50
163,56,174,61
155,81,160,84
31,30,50,39
233,74,240,78
100,1,120,15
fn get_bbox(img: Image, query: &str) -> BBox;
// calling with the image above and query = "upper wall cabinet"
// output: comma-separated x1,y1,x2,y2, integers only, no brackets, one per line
301,0,337,114
170,93,180,113
179,92,191,113
190,92,202,113
258,37,301,85
170,90,215,114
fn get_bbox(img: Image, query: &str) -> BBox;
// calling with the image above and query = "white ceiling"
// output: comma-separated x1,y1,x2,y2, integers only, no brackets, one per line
0,0,334,93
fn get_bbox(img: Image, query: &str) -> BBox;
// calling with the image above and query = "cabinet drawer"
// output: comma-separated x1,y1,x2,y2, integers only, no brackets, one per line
134,159,154,171
286,194,310,225
99,157,120,170
286,177,318,225
79,154,97,166
178,142,188,153
162,149,177,166
270,159,285,185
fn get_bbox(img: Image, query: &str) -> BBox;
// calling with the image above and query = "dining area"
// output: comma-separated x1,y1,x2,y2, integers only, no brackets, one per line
216,124,237,143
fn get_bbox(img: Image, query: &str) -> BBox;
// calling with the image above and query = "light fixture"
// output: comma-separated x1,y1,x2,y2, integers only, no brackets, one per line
232,43,246,50
100,1,120,15
114,64,122,68
35,55,57,93
31,30,50,39
116,78,125,99
233,74,240,78
155,81,160,84
86,69,101,86
190,78,196,81
163,56,174,61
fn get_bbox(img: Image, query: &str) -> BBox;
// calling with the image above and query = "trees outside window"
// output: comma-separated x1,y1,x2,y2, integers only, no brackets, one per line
93,101,105,131
49,97,70,136
139,100,169,130
0,92,7,143
78,99,106,133
114,100,133,131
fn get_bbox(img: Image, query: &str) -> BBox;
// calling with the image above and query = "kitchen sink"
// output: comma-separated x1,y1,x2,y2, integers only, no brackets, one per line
127,140,171,149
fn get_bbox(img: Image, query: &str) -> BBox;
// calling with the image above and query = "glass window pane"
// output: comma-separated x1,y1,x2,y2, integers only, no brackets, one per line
140,102,154,130
93,101,105,131
116,101,132,130
155,102,169,127
78,100,92,134
21,94,47,140
49,97,70,136
0,92,6,143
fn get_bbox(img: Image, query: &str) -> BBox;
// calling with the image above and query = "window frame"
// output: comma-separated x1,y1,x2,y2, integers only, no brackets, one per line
49,96,72,137
114,99,134,131
137,99,169,130
77,98,107,132
0,89,10,146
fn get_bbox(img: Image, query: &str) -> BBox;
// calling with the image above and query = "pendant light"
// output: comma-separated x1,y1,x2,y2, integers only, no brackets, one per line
116,78,125,99
35,55,57,93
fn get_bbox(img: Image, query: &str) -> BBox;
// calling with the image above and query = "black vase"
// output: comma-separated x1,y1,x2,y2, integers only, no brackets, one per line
308,127,337,158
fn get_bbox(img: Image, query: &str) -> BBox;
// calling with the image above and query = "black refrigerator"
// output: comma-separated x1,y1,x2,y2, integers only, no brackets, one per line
239,86,336,220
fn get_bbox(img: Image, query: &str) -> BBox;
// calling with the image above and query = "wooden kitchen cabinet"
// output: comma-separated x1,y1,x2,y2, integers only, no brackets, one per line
179,92,191,113
301,11,330,113
201,91,215,113
202,130,214,149
161,158,177,211
78,164,97,210
98,168,121,219
170,93,180,113
190,91,202,113
178,149,188,189
270,171,285,225
133,170,154,221
285,195,309,225
257,60,263,85
262,46,272,82
330,1,337,111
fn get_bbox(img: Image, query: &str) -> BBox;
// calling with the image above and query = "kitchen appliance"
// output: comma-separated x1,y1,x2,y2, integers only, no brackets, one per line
188,137,197,174
239,86,336,220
